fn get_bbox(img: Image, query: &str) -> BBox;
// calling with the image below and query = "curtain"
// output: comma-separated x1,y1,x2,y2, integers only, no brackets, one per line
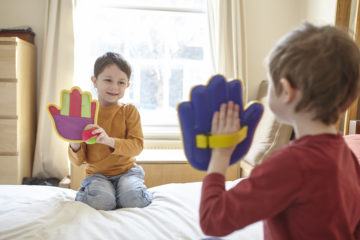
32,0,75,179
207,0,246,99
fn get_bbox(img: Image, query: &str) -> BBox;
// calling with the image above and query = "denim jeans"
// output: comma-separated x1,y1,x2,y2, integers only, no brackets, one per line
75,165,153,210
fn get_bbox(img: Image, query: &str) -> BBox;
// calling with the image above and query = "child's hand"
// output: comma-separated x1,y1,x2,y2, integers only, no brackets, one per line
211,101,240,156
69,142,81,152
85,124,115,148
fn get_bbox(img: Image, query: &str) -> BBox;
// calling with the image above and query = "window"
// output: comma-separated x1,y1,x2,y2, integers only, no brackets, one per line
74,0,214,140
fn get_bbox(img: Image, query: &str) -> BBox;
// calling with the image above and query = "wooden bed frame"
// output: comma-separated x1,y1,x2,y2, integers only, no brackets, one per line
335,0,360,135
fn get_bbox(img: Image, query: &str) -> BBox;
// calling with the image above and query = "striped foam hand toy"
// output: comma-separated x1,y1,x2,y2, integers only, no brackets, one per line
47,87,100,143
177,75,264,170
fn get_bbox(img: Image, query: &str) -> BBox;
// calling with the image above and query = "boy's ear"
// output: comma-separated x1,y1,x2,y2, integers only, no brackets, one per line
280,78,296,103
91,76,97,88
127,82,130,88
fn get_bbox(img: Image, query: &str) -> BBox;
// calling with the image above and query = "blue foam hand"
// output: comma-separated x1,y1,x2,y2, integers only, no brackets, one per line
177,74,264,170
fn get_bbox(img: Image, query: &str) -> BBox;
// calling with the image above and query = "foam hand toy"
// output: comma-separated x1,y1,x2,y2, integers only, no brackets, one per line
48,87,99,143
177,75,264,170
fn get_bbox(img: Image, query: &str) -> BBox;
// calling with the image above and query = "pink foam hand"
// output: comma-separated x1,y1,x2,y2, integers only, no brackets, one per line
47,87,99,142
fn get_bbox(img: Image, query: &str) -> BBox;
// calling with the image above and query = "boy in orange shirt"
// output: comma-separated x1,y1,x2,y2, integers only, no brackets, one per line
200,23,360,239
69,52,152,210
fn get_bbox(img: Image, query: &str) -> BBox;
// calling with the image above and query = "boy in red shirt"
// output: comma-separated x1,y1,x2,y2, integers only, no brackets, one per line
200,23,360,239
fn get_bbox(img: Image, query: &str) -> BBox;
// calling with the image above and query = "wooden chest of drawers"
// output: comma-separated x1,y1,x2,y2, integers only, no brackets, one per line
0,37,36,184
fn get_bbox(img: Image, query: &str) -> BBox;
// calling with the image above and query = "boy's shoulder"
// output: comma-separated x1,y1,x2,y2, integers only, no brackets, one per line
262,133,348,171
117,103,138,110
116,103,140,116
117,102,134,107
250,135,336,182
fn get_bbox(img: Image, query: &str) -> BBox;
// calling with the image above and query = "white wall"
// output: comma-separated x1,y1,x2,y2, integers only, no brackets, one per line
0,0,47,109
243,0,337,101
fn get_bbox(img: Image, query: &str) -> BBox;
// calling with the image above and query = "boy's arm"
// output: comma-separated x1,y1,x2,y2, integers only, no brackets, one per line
200,151,303,236
200,101,301,236
85,105,143,156
68,142,87,166
111,104,144,156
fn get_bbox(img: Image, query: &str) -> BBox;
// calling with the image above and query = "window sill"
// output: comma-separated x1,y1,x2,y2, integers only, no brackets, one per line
136,149,187,163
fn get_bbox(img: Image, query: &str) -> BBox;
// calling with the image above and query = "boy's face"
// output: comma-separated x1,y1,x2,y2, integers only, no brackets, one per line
91,64,130,107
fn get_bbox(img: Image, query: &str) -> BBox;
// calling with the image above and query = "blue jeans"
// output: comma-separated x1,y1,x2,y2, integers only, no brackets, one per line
75,165,153,210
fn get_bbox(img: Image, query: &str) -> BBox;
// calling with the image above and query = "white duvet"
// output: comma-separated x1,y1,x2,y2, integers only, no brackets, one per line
0,180,263,240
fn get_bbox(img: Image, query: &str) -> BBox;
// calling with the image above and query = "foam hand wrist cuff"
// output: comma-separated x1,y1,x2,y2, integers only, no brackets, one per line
196,126,248,149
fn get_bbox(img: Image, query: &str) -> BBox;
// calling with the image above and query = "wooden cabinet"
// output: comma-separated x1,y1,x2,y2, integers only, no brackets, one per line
0,37,36,184
70,150,240,190
139,161,239,188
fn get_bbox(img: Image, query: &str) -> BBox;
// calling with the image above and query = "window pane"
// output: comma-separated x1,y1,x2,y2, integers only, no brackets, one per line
140,68,162,109
74,1,214,133
169,69,183,108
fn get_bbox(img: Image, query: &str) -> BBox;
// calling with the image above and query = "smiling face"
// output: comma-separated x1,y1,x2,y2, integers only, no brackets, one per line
91,64,130,107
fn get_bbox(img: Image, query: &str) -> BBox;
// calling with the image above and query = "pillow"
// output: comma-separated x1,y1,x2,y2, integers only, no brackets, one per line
344,134,360,164
244,80,293,166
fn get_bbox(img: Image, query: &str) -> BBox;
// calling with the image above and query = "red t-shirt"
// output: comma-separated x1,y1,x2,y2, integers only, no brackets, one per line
200,133,360,239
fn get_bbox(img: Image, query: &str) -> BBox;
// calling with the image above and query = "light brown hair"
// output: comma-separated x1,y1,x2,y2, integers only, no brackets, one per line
93,52,132,80
266,22,360,124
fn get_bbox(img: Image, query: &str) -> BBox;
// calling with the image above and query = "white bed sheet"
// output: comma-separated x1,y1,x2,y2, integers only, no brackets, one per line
0,180,263,240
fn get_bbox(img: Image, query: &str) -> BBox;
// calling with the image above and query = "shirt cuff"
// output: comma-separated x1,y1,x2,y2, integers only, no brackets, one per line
203,173,226,188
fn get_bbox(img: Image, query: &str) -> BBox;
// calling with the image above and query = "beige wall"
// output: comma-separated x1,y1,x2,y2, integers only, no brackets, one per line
0,0,47,109
243,0,337,101
243,0,303,100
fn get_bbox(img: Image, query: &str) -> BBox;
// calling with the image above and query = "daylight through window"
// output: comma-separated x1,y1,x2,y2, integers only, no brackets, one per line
74,0,214,139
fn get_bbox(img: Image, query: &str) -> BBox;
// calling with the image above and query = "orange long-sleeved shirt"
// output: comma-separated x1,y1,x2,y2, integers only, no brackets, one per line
68,103,144,177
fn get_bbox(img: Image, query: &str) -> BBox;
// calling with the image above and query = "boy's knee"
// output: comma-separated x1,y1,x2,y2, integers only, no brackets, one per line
76,188,116,210
118,189,152,208
88,194,116,210
76,175,116,210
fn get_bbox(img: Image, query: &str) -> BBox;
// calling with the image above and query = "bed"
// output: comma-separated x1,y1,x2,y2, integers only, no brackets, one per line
2,138,359,240
2,76,359,239
0,179,263,240
0,80,290,240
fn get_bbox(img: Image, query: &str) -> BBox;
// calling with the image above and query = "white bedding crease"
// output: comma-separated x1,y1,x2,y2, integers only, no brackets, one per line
0,180,263,240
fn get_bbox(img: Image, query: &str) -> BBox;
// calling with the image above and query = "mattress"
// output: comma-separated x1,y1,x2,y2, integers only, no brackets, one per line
0,180,263,240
